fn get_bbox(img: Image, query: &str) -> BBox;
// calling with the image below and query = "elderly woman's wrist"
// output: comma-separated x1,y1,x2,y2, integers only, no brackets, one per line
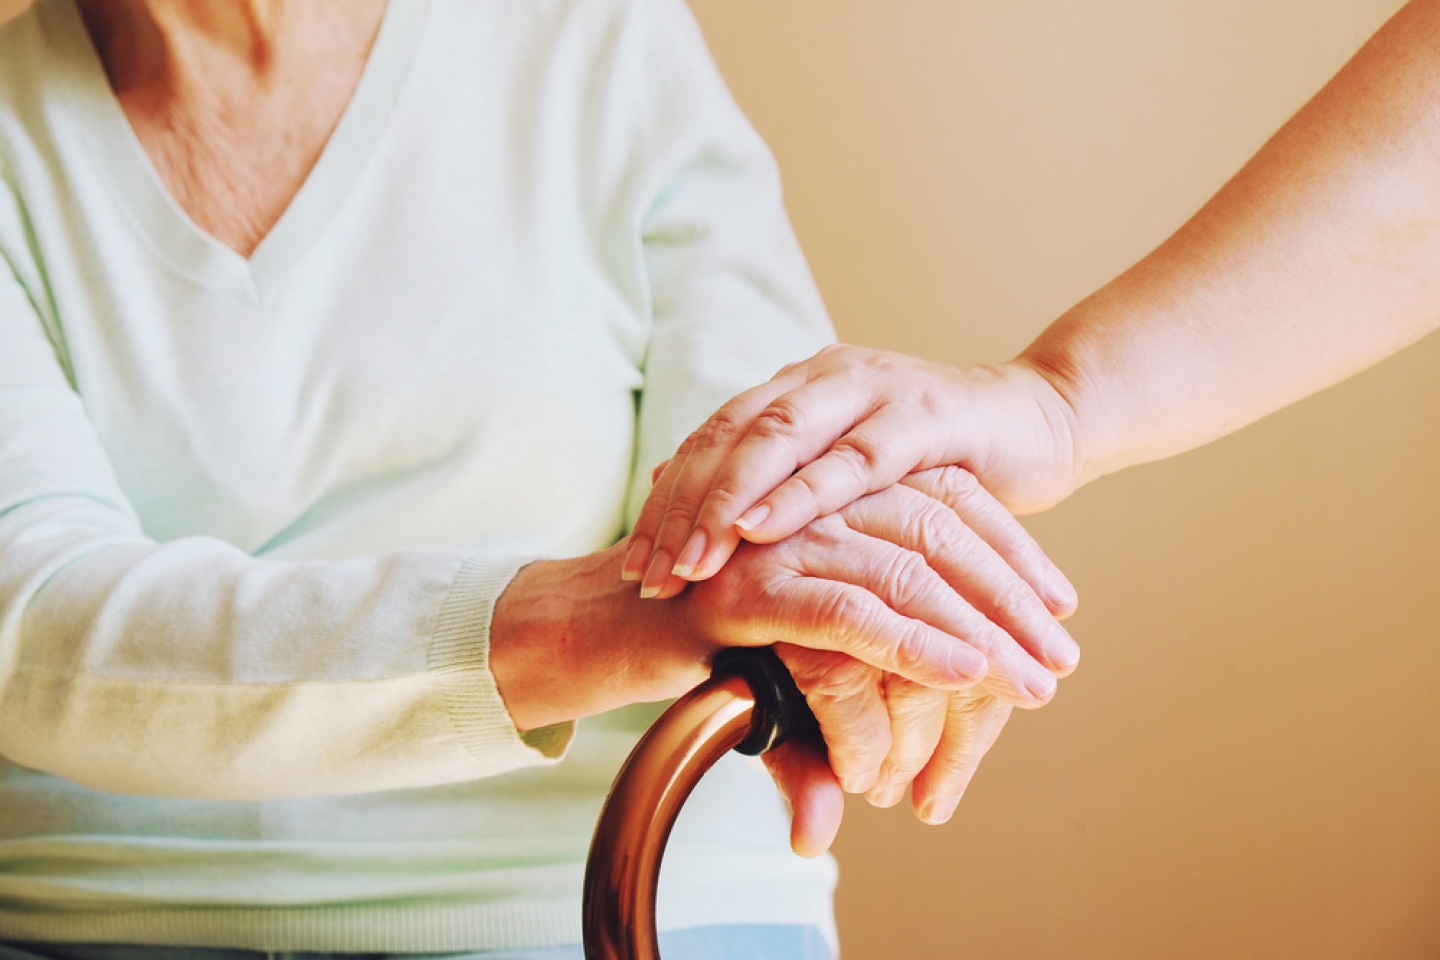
491,554,601,730
489,546,707,730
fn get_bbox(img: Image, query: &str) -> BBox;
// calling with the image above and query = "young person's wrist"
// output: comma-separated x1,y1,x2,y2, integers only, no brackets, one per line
1013,333,1111,502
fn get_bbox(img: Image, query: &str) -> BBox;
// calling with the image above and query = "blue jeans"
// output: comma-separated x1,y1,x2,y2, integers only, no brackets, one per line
0,926,833,960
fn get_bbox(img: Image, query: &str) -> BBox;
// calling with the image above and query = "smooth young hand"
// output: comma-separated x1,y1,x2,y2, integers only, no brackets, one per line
623,345,1085,600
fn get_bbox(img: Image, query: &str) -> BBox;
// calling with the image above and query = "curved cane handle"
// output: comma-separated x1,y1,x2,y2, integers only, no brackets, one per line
581,646,818,960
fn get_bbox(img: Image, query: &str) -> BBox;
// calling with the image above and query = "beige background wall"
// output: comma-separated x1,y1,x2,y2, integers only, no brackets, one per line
3,0,1436,957
684,1,1440,958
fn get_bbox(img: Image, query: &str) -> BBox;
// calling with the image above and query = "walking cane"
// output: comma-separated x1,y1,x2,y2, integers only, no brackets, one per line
582,646,820,960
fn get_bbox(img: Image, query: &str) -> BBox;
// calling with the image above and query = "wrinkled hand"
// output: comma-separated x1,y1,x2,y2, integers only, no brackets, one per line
672,465,1077,855
762,674,1011,855
494,461,1076,858
622,345,1085,601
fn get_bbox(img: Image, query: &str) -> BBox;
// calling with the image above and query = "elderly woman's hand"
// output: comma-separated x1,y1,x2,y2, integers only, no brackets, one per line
762,674,1010,856
706,467,1057,855
490,465,1076,855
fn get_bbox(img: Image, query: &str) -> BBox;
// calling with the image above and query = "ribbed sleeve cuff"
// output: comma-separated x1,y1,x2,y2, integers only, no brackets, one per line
429,557,574,771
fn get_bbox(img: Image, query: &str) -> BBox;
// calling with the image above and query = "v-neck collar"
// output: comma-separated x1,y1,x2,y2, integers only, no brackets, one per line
37,0,430,300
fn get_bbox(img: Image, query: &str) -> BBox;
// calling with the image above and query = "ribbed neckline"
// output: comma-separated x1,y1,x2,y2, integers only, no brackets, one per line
35,0,430,300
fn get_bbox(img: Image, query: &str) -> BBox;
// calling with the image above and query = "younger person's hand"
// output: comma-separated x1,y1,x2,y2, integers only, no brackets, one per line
622,345,1085,603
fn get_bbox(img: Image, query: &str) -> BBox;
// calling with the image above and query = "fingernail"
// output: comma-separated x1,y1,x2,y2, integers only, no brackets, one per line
1049,625,1081,674
734,503,771,534
639,549,672,599
1045,567,1078,612
620,535,652,582
672,529,707,580
920,795,961,825
841,768,881,794
1024,667,1057,702
868,783,906,809
948,645,987,683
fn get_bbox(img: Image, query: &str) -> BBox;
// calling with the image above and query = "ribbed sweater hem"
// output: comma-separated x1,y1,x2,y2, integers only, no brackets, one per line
429,557,575,767
0,854,838,951
0,901,578,952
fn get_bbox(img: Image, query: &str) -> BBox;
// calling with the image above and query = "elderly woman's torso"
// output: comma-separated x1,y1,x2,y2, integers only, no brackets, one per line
0,0,836,950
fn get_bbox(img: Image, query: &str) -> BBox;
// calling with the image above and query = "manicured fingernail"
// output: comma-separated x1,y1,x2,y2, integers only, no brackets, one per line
841,768,881,794
734,503,771,534
672,530,707,580
620,535,652,582
948,645,987,683
1024,667,1057,702
920,795,961,825
868,783,906,809
1045,567,1078,611
639,549,672,599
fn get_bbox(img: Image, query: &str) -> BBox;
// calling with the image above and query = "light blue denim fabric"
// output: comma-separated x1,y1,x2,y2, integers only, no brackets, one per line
0,926,833,960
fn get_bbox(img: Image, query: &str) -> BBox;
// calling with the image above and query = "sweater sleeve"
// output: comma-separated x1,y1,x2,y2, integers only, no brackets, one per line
0,0,820,801
622,0,837,524
0,185,570,799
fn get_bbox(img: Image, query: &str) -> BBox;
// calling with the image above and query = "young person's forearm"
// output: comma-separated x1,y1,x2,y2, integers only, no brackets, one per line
627,2,1440,586
1023,0,1440,484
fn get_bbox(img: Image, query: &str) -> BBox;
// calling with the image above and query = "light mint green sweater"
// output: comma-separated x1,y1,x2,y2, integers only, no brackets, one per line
0,0,837,950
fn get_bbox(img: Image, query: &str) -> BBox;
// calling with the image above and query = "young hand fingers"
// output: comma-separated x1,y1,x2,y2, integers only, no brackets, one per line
624,453,687,583
658,374,887,585
625,387,780,586
637,379,801,596
723,402,943,551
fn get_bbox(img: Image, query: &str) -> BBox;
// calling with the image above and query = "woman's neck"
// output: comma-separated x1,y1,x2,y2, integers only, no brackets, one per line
76,0,387,257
